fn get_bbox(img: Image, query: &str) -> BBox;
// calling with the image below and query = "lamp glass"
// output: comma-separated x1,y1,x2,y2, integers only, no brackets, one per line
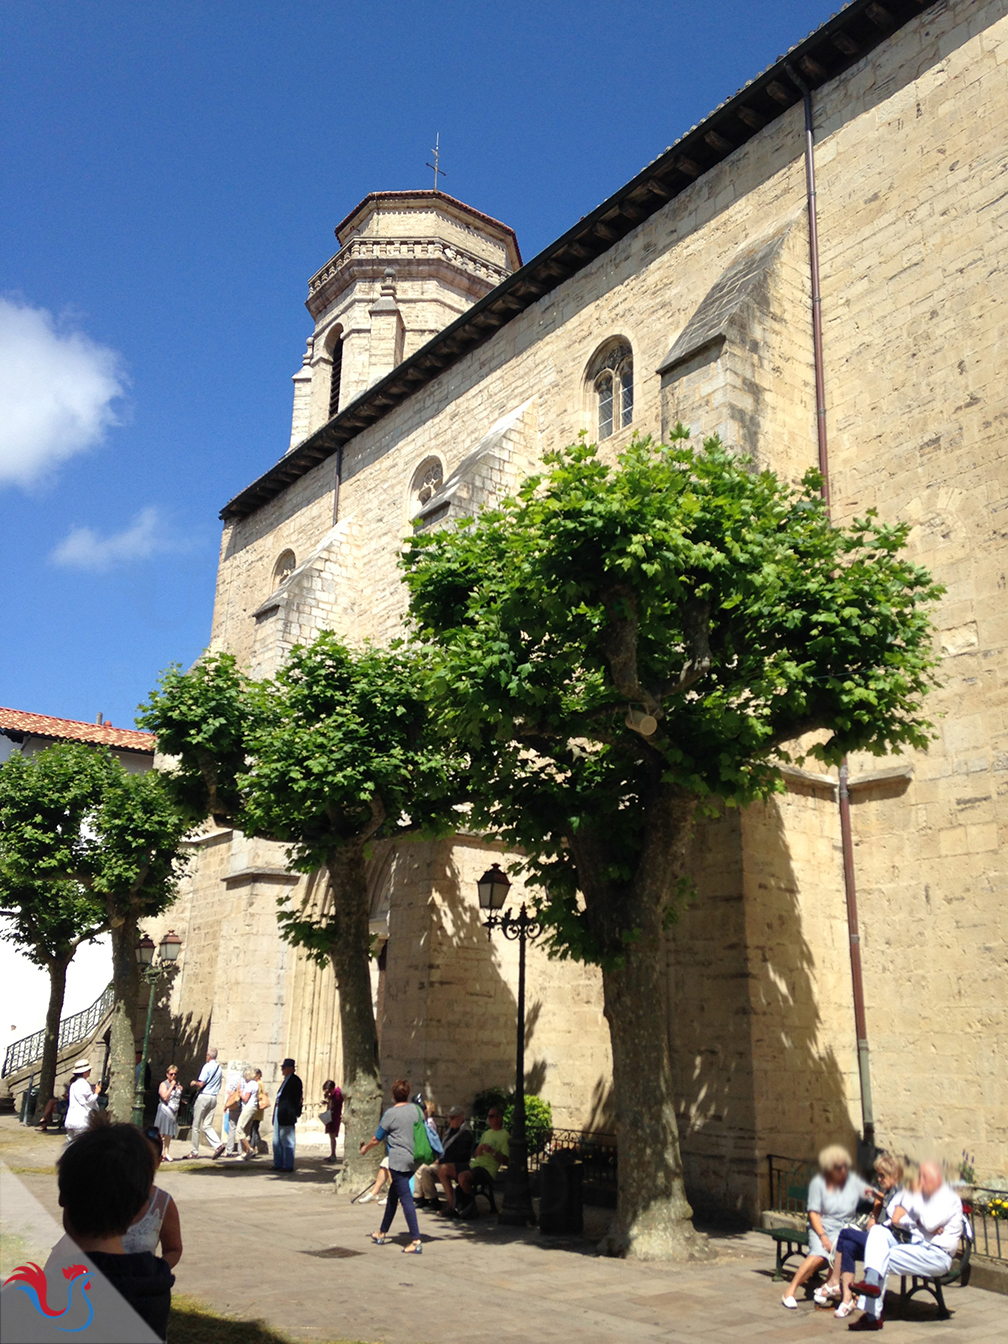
477,863,510,911
135,934,155,966
159,931,182,963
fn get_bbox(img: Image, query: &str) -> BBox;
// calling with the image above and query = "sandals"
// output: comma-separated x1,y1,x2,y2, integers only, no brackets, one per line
369,1232,387,1245
403,1240,422,1254
834,1300,856,1319
814,1284,840,1305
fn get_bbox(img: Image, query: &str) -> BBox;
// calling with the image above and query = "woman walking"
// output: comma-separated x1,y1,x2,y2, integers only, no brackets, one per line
322,1079,343,1164
249,1069,269,1155
236,1068,260,1161
154,1065,184,1161
359,1078,423,1253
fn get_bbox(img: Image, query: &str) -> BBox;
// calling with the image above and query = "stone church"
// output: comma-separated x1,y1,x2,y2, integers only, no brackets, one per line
151,0,1006,1217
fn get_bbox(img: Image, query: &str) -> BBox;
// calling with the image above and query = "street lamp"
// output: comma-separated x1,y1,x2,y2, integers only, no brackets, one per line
132,930,183,1126
477,862,540,1227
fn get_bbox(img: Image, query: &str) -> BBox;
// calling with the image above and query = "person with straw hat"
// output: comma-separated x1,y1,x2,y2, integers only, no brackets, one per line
64,1058,102,1142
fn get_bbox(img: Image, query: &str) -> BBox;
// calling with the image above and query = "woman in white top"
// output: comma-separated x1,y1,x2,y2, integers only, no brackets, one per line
235,1068,260,1161
64,1059,102,1142
154,1065,184,1161
123,1127,183,1266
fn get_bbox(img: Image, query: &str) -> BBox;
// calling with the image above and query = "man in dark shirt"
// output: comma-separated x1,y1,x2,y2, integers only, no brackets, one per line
428,1106,477,1215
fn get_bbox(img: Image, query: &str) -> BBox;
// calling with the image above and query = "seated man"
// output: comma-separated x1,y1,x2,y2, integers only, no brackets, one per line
430,1106,476,1214
455,1105,509,1211
849,1160,964,1332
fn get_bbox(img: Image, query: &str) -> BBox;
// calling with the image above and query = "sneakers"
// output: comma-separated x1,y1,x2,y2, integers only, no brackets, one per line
357,1191,378,1203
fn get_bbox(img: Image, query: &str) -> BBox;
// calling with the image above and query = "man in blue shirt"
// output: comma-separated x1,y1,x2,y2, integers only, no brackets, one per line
188,1047,225,1159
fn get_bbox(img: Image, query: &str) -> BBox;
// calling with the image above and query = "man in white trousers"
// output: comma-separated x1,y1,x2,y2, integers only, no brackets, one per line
188,1046,226,1159
849,1160,964,1331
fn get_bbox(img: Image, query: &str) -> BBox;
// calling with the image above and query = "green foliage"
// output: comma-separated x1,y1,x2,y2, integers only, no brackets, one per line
470,1086,509,1134
504,1094,553,1147
0,742,189,926
403,431,943,964
141,634,460,960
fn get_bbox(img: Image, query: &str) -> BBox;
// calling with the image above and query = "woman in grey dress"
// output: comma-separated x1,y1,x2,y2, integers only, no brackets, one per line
782,1144,870,1309
154,1065,183,1161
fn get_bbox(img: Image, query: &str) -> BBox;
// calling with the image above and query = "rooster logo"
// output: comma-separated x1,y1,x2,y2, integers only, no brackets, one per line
3,1262,94,1332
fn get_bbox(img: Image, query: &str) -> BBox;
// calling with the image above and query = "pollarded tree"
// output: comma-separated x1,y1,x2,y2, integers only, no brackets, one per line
0,743,190,1120
140,635,458,1188
402,430,943,1260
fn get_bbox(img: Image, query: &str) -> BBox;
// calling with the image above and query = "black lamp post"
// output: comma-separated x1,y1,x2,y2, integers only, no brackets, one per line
131,930,182,1126
477,862,540,1227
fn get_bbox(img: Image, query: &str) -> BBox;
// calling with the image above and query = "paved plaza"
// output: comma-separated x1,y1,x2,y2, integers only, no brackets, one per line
2,1119,1004,1344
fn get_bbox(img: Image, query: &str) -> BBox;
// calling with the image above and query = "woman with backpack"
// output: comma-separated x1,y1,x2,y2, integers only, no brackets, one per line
359,1078,430,1254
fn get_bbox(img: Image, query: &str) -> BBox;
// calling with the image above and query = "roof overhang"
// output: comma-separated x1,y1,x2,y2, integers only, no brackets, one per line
221,0,933,523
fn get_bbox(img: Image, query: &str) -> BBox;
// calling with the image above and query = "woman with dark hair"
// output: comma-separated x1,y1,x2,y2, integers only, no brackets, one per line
359,1078,422,1253
123,1127,184,1267
322,1079,343,1163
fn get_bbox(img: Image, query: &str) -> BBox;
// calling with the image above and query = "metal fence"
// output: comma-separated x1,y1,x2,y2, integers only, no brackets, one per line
3,982,114,1078
529,1127,618,1205
964,1188,1007,1263
766,1154,814,1213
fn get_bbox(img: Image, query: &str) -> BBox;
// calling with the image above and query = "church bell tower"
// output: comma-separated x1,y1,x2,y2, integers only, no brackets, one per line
288,190,521,450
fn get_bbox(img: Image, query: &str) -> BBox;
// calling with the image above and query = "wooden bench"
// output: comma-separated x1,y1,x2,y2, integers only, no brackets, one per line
756,1156,815,1279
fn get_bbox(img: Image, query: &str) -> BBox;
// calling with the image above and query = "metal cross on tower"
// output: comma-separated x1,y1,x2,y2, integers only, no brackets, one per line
426,133,446,192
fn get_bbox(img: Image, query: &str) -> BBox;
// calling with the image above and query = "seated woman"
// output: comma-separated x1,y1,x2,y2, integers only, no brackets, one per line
814,1153,905,1318
782,1144,869,1310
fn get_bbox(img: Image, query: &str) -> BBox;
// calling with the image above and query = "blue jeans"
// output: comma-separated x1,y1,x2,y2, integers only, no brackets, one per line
379,1169,420,1240
837,1226,869,1276
273,1117,295,1170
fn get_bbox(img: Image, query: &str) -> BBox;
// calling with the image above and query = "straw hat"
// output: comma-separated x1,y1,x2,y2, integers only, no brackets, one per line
71,1059,91,1074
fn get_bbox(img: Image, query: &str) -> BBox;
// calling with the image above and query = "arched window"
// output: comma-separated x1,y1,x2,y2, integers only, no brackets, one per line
411,457,443,509
272,549,296,591
587,341,634,440
328,336,343,420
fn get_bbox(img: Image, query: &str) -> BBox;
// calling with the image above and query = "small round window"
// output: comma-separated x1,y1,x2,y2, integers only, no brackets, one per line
272,549,296,591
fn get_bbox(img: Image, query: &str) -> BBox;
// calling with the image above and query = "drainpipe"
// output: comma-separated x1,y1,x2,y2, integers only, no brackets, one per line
791,70,874,1149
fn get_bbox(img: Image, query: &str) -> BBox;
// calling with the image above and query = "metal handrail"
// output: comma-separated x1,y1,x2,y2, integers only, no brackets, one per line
2,982,115,1078
963,1187,1007,1263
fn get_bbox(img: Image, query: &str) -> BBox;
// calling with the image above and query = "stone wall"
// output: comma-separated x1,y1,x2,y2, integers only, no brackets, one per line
187,0,1007,1205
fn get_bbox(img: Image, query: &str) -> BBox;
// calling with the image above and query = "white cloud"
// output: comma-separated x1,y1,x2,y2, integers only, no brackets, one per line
0,296,126,487
50,507,173,572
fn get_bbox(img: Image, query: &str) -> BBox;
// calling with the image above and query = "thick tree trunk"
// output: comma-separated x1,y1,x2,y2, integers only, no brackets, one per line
326,841,383,1194
107,911,140,1121
36,957,70,1118
574,785,712,1260
599,922,711,1259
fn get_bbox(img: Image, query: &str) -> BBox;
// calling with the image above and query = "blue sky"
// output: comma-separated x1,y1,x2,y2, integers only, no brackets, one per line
1,1,838,728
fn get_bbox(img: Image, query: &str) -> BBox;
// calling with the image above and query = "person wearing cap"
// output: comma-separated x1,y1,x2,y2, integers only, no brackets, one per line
426,1106,476,1214
272,1057,303,1171
64,1059,102,1142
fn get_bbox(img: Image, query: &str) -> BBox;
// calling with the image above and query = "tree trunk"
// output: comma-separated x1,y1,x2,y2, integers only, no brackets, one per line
599,919,711,1259
326,841,383,1194
574,785,712,1260
36,956,70,1117
107,911,140,1121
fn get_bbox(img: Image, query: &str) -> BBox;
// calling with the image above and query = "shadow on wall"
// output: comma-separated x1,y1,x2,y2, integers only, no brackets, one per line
136,966,211,1115
668,796,853,1224
379,838,550,1116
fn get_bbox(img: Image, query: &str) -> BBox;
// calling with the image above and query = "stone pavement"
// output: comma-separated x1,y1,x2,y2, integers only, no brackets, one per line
3,1123,1004,1344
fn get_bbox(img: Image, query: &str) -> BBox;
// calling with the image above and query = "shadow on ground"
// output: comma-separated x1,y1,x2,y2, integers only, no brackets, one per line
169,1294,375,1344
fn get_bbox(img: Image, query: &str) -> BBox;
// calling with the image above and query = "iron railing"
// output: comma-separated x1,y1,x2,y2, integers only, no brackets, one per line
963,1188,1007,1263
3,982,114,1078
767,1154,815,1213
529,1127,618,1204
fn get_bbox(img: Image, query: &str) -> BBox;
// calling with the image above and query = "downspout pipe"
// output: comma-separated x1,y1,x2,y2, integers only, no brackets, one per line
788,68,874,1150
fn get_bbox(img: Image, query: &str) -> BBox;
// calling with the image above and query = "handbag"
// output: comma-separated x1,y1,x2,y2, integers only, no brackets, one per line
412,1104,434,1166
224,1086,242,1110
319,1108,332,1126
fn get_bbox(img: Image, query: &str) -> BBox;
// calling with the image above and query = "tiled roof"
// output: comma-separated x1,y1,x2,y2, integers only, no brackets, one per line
0,707,156,754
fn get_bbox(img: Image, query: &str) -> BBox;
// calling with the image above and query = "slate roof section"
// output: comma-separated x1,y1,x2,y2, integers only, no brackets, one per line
221,0,935,523
0,707,156,755
658,230,791,375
